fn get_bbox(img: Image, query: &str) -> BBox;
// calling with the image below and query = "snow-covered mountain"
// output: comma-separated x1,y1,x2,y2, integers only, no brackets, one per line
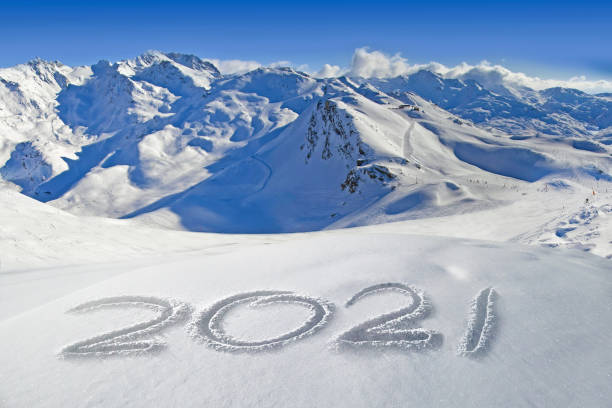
1,51,611,239
365,70,612,138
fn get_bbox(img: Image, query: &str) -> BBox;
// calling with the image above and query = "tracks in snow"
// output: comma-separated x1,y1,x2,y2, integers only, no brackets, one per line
250,155,273,194
535,203,611,256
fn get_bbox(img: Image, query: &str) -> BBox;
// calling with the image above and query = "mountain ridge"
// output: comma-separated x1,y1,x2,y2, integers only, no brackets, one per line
0,51,611,236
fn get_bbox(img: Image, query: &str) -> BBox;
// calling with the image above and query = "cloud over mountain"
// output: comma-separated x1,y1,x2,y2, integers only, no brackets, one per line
209,47,612,93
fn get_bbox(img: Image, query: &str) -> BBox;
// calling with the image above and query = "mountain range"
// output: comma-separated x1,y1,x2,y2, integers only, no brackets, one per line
1,51,610,234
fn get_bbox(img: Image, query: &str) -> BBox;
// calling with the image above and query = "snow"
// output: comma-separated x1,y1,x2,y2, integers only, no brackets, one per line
2,51,610,238
1,51,612,407
1,210,611,407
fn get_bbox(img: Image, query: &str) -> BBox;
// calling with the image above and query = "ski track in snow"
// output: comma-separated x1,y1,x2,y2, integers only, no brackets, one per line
250,155,273,194
532,203,612,256
457,287,497,357
334,283,441,351
59,296,191,358
402,121,415,160
189,291,334,352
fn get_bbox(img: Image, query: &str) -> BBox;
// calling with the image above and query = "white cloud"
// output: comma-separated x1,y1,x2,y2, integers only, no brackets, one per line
294,64,310,73
315,63,344,78
209,49,612,93
350,47,413,78
268,60,292,68
207,59,295,75
343,48,612,93
208,59,261,75
439,61,612,93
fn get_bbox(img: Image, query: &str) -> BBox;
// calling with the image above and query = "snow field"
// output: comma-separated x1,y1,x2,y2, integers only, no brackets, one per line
1,231,611,407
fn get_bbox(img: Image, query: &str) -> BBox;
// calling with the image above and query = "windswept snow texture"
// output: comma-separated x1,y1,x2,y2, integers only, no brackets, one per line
1,51,611,236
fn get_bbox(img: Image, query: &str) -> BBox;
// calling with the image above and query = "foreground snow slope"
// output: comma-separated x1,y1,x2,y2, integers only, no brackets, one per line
0,183,244,271
1,217,611,407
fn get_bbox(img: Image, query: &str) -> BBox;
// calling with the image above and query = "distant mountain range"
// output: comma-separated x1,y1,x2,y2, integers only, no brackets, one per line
0,51,610,232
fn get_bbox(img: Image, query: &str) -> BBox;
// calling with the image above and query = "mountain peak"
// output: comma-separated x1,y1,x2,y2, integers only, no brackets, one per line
26,57,63,69
165,52,220,75
129,50,220,76
91,59,115,75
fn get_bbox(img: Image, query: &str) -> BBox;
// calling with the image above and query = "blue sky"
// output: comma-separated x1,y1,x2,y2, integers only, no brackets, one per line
1,0,610,81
